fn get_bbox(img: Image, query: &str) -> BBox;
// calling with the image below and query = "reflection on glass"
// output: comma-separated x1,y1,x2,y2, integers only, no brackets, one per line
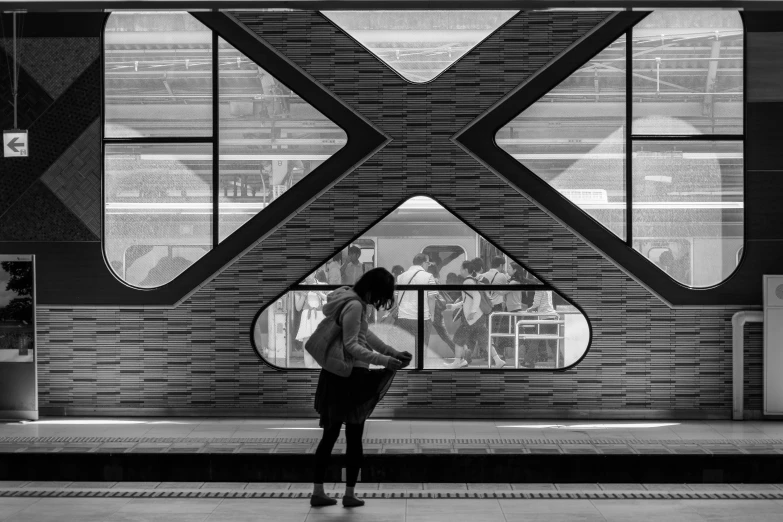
632,140,743,287
322,11,517,83
104,12,213,138
104,143,212,288
217,39,347,241
496,37,627,239
0,256,34,363
632,10,743,135
252,197,591,370
253,289,418,370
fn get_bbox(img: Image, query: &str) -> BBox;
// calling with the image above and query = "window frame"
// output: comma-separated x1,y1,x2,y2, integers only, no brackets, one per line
102,13,220,288
624,12,745,272
249,194,594,373
486,9,746,293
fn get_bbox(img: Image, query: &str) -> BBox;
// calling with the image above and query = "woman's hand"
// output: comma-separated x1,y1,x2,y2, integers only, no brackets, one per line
396,351,413,368
386,358,404,371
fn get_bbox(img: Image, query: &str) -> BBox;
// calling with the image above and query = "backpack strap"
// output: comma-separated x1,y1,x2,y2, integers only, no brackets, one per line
398,269,424,303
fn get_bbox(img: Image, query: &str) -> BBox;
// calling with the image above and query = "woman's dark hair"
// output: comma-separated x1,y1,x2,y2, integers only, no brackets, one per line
508,262,524,282
426,263,440,280
461,259,478,277
354,267,396,310
391,265,405,278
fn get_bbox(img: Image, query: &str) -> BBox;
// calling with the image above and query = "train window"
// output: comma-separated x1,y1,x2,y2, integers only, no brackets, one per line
103,12,347,287
422,245,466,277
251,196,591,372
496,9,744,289
322,11,517,83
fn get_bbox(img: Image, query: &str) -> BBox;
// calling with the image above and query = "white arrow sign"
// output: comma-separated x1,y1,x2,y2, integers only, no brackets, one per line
3,130,28,158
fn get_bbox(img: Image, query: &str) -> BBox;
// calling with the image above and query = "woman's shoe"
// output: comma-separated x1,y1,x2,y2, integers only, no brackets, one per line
493,359,506,369
310,493,338,507
342,495,365,508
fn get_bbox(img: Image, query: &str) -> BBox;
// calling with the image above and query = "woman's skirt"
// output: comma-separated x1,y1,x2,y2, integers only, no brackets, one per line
314,367,396,429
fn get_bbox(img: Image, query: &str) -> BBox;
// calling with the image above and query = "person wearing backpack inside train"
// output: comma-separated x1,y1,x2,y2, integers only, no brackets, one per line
444,259,505,369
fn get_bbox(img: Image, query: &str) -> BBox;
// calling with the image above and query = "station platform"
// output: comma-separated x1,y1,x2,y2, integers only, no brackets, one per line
2,418,783,484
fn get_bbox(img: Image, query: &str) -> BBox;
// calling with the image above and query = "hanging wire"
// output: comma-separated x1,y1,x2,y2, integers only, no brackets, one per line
0,11,24,130
0,12,24,129
14,12,24,129
0,14,16,125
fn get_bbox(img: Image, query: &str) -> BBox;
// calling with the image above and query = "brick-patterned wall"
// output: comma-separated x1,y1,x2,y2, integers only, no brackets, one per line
24,10,760,417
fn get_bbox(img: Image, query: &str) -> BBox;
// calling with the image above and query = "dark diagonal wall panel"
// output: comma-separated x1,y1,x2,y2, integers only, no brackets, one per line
0,38,99,100
0,180,96,241
39,119,101,238
0,58,100,219
0,47,53,130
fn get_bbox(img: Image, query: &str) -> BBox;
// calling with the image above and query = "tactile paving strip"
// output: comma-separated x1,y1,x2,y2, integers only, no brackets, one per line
1,488,782,500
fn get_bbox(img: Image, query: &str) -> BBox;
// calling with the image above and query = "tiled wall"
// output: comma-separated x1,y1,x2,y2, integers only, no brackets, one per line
2,11,762,417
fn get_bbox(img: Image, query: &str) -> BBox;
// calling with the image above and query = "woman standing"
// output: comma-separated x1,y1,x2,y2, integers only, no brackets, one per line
311,268,412,508
444,259,504,369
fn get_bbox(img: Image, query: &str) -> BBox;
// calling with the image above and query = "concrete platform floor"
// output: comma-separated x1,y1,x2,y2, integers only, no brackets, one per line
2,418,782,441
2,418,783,457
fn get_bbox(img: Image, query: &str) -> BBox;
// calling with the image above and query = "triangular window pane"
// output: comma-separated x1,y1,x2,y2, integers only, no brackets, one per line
323,11,517,83
496,34,627,239
307,196,543,284
253,197,591,371
218,38,347,242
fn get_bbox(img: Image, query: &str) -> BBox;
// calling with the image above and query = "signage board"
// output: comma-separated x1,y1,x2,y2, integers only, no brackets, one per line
0,255,37,420
3,130,28,158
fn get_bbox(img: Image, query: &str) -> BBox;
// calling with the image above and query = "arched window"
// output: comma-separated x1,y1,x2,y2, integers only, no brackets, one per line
496,10,743,288
103,12,346,288
252,196,591,372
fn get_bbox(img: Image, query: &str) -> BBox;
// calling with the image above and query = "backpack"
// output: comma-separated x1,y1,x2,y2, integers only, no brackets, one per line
466,276,494,315
304,297,361,377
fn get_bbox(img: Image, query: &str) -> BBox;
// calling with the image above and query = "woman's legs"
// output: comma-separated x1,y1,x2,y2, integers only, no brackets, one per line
312,422,342,505
343,422,366,507
344,422,364,488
